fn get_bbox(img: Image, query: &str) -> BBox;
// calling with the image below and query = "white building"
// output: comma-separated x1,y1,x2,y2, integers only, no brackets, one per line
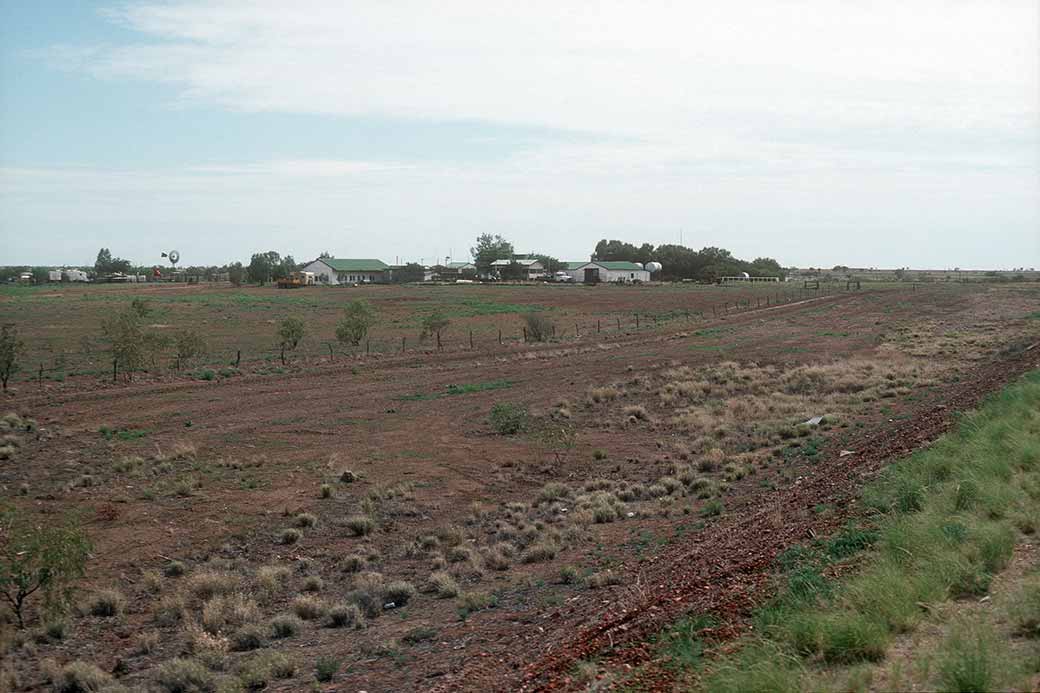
565,261,650,283
300,258,390,285
490,258,545,280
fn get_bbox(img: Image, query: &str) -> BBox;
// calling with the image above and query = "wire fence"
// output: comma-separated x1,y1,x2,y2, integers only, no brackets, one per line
19,281,864,387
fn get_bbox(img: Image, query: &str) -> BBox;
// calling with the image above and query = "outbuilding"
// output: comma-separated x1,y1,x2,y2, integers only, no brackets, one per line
566,261,650,284
300,258,390,285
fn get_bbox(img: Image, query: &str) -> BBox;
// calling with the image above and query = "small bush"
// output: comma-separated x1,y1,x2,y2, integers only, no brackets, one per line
700,499,723,517
586,571,623,589
456,591,496,619
382,580,418,606
428,571,460,598
938,623,1002,693
559,566,580,584
340,554,366,573
155,658,215,693
327,603,365,629
293,512,317,528
523,313,554,342
255,564,291,595
291,595,327,621
520,541,558,563
51,661,112,693
818,613,888,664
489,403,528,435
229,624,265,652
320,483,332,499
185,571,238,601
269,614,303,639
345,515,375,536
85,589,125,618
302,575,324,592
592,449,607,460
277,528,302,545
1012,581,1040,637
315,656,339,683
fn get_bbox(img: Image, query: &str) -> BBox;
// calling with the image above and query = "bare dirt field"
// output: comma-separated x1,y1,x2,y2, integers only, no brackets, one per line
1,281,1038,692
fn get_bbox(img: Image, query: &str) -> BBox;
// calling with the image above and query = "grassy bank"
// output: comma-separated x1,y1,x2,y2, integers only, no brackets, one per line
659,369,1040,692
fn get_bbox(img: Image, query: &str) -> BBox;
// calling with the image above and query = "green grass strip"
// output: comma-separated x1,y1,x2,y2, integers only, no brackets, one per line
688,369,1040,692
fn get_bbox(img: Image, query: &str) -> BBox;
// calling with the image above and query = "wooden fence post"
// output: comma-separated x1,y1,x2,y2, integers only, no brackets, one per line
366,339,370,355
635,314,640,329
498,329,502,345
523,327,527,342
328,343,334,360
597,319,601,333
616,317,621,330
281,345,286,365
436,331,442,350
236,350,241,367
575,322,580,337
39,364,43,388
113,359,118,382
469,330,474,349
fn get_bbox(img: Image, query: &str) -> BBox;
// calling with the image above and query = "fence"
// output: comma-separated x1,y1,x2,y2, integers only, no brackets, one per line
20,281,865,387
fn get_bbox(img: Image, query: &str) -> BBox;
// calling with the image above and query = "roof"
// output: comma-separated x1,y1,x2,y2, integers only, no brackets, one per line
312,258,389,272
491,258,542,267
571,261,646,271
446,262,475,269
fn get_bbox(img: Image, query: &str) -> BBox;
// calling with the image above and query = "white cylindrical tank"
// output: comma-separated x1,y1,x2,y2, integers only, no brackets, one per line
645,261,663,273
741,271,750,278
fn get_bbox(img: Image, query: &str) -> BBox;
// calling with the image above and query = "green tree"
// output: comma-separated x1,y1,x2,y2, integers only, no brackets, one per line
247,251,282,285
391,263,425,283
227,262,245,287
175,330,207,367
0,325,22,391
470,234,514,276
0,508,91,629
94,248,112,275
534,255,566,274
102,309,148,380
278,317,305,351
420,311,450,341
336,301,377,347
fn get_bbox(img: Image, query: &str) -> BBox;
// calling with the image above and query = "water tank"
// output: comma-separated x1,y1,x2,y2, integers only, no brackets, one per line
645,261,663,273
741,271,750,278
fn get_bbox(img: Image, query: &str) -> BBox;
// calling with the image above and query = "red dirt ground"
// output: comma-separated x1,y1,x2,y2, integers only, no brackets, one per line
2,282,1037,692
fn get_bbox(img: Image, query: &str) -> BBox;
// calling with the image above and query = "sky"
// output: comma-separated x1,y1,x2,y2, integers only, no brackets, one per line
1,1,1037,270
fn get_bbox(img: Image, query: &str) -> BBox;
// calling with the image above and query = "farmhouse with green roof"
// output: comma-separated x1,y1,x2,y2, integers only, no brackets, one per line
301,257,390,285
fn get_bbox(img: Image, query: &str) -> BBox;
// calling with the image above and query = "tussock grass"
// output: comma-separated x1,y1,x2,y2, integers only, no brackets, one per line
50,660,112,693
155,658,214,693
699,370,1040,691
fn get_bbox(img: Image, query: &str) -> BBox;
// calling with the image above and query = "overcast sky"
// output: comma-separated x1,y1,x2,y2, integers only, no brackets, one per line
1,1,1037,269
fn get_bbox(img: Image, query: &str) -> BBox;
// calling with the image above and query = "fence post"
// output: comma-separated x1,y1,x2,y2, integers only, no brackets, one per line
328,343,334,360
523,327,527,342
575,322,580,337
366,339,370,355
597,319,601,333
498,329,502,345
635,314,640,329
39,364,43,388
113,358,118,382
436,331,442,350
469,330,474,349
617,317,621,330
236,350,241,367
551,324,556,339
281,345,286,365
402,336,406,353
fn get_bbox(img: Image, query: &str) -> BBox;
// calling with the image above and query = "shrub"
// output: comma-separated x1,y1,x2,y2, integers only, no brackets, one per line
345,515,375,536
0,508,91,628
586,571,623,589
456,591,496,620
340,554,366,573
291,595,327,620
315,656,339,683
420,311,450,341
592,449,607,460
818,613,888,664
938,623,1002,693
428,571,460,598
201,593,261,635
51,660,112,693
294,513,317,528
269,614,303,639
255,564,291,595
277,317,305,352
489,403,528,434
336,301,377,347
155,658,215,693
327,603,365,629
0,325,23,391
84,589,125,618
320,483,332,499
520,541,558,563
229,624,265,652
622,405,649,421
1011,580,1040,637
700,499,723,517
302,575,324,592
277,528,302,545
523,313,554,342
185,571,239,601
382,580,418,606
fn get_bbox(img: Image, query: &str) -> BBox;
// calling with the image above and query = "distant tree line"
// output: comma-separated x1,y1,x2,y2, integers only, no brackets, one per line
593,239,783,282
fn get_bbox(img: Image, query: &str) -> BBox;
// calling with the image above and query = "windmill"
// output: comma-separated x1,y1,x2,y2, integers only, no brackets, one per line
162,250,181,269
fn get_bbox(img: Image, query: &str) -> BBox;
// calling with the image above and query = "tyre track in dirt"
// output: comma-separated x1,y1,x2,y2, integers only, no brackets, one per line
431,339,1040,692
